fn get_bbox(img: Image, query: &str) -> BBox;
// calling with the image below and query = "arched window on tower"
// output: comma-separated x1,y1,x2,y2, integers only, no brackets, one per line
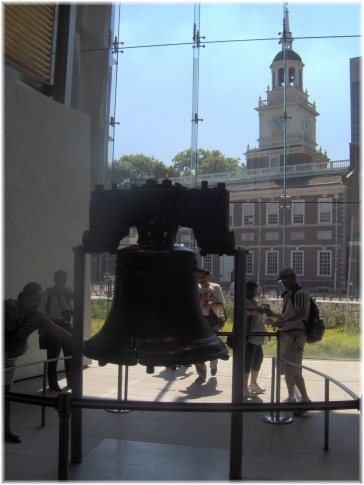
299,69,302,89
278,68,284,86
289,67,295,86
272,71,275,89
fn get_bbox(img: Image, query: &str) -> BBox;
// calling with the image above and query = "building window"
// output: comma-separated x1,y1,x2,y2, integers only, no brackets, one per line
229,203,234,226
202,254,212,274
266,251,278,275
4,4,55,86
247,252,253,275
318,251,332,276
269,156,280,169
267,202,279,225
292,201,305,224
291,251,304,275
243,203,254,226
318,198,332,223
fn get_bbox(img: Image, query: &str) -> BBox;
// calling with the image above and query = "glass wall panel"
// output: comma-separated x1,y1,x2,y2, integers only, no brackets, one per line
99,3,361,360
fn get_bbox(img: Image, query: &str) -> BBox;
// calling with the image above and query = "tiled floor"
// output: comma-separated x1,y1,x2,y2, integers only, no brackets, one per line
3,358,361,481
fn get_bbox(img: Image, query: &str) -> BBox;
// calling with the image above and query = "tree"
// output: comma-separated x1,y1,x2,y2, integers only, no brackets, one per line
172,148,242,175
107,154,177,188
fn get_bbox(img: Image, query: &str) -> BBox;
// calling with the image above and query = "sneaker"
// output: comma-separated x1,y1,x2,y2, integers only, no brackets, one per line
244,388,257,399
194,377,206,385
283,397,296,403
249,383,266,394
293,399,311,416
211,367,217,376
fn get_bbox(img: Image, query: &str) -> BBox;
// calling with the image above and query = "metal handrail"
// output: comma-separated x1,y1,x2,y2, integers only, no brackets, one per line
5,353,360,481
3,355,71,372
4,356,72,426
284,359,359,401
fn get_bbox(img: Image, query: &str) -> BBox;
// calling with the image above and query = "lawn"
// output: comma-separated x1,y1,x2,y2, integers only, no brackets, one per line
90,298,361,361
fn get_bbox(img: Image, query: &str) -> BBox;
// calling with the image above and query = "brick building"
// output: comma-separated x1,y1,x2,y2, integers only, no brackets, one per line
173,7,359,296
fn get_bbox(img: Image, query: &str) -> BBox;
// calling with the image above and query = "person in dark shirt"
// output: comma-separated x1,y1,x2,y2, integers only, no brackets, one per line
41,270,73,391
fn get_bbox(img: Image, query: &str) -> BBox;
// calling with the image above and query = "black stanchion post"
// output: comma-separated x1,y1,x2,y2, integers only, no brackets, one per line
270,357,276,405
57,392,71,480
106,365,131,414
41,362,47,427
263,330,292,424
124,365,129,400
324,378,330,451
276,331,282,404
229,248,247,479
71,245,85,463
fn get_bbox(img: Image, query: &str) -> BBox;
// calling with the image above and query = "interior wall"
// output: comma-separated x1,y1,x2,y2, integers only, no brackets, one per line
4,75,92,380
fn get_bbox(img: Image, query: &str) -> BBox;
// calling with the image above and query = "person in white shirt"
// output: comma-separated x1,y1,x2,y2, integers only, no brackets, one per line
194,269,224,384
267,267,311,416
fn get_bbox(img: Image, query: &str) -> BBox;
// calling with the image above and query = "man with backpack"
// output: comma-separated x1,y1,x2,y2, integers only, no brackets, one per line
267,268,311,416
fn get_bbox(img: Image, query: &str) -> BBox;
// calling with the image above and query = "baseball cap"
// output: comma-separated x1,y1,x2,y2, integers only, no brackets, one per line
276,267,296,281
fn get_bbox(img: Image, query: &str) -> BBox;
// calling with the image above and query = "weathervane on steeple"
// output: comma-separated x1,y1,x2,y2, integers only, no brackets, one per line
279,3,293,50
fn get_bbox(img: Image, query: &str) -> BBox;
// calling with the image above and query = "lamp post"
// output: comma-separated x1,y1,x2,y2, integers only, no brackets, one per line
279,5,291,268
189,3,204,250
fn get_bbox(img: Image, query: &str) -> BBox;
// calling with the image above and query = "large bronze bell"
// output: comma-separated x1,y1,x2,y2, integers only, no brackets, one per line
82,180,235,369
83,243,229,368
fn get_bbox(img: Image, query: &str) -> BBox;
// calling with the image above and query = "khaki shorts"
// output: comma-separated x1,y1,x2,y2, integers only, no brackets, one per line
280,330,306,378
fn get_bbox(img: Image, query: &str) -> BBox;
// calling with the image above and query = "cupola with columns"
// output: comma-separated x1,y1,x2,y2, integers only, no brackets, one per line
246,4,329,168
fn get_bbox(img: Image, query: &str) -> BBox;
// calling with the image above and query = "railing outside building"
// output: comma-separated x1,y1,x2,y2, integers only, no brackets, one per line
158,160,350,187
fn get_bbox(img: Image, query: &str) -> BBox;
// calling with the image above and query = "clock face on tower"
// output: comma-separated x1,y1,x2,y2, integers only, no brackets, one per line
303,116,312,136
270,114,284,134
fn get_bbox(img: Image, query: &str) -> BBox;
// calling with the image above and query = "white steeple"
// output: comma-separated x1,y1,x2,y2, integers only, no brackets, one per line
279,4,293,51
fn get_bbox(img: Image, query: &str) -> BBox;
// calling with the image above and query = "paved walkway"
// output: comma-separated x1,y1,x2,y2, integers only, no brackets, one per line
4,358,361,481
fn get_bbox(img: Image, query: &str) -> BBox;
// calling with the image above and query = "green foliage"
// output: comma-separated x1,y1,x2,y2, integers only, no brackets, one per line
172,148,242,175
91,300,110,334
107,153,176,188
90,298,361,360
220,297,361,361
104,148,243,188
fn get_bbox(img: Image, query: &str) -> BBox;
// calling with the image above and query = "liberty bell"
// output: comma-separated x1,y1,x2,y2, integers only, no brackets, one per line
82,179,235,369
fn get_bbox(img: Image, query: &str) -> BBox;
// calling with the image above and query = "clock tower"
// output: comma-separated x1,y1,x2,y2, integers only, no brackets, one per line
247,5,329,168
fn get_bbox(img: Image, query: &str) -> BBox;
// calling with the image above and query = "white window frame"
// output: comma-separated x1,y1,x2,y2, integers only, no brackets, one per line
292,200,305,225
269,156,280,168
247,251,254,275
202,254,212,274
318,198,332,224
266,251,278,275
242,203,254,226
291,250,304,276
229,203,233,226
267,202,279,225
317,251,332,276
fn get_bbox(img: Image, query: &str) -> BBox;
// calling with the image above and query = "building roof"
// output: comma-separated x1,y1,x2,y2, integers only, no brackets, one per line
272,49,302,63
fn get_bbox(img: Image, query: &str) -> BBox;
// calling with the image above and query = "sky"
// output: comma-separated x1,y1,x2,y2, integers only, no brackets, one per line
109,1,362,167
